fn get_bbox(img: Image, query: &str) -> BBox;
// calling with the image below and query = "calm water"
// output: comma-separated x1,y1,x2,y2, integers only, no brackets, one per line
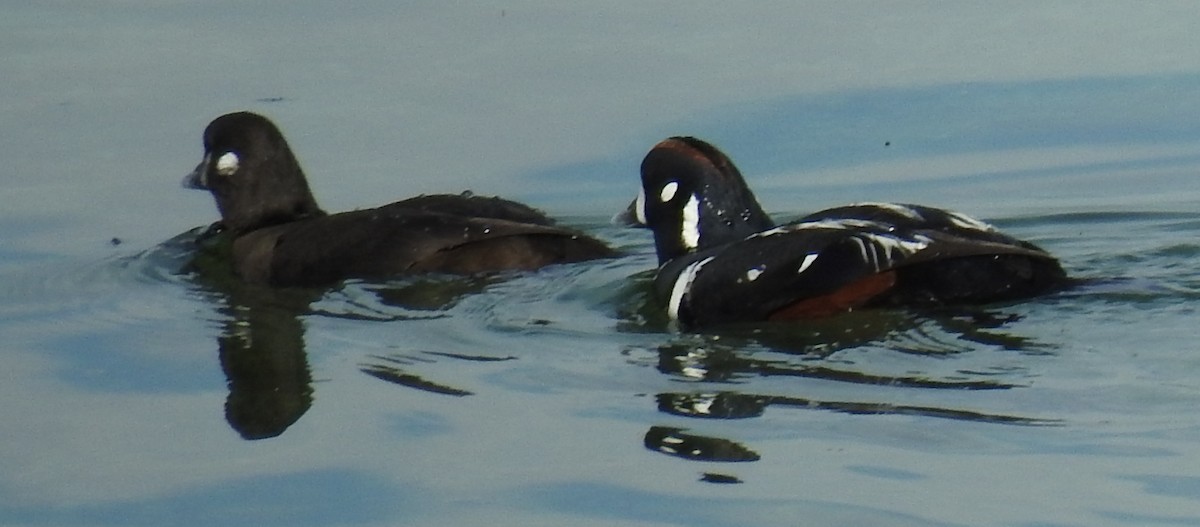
4,4,1200,526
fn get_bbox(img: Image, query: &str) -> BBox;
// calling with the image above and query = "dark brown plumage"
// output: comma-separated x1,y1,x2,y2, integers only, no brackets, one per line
184,112,613,287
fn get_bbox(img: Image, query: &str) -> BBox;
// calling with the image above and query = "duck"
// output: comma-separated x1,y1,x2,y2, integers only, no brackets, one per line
183,111,614,287
634,136,1068,327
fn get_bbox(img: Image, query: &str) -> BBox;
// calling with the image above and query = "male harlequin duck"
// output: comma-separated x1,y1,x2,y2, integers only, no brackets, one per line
634,136,1068,327
183,111,614,287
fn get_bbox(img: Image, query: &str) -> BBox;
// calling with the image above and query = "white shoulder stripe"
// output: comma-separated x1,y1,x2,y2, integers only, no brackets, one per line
667,256,714,320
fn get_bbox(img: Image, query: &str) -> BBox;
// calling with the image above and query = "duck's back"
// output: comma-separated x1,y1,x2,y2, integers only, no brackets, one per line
655,213,1066,325
233,208,612,287
386,193,557,226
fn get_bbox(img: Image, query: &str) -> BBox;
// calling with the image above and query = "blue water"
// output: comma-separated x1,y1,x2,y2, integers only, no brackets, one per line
4,4,1200,526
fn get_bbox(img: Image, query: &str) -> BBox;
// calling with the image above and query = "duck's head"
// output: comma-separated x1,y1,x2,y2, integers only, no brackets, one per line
184,112,324,233
636,136,774,264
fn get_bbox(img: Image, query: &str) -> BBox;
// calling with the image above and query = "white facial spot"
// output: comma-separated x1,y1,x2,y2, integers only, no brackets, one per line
634,187,647,225
659,181,679,202
745,265,765,282
680,194,701,249
797,253,819,274
216,152,239,176
667,256,714,320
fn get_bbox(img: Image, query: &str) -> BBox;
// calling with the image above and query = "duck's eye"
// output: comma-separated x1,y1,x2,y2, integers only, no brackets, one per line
216,152,240,176
659,181,679,202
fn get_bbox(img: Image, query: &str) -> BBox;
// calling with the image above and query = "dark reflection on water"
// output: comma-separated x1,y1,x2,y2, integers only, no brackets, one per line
699,472,744,484
177,225,320,440
314,275,499,322
165,225,509,439
360,350,518,396
655,391,1058,425
360,355,474,397
641,340,1022,389
621,285,1063,471
643,426,760,462
622,298,1057,387
90,202,1200,519
216,304,314,440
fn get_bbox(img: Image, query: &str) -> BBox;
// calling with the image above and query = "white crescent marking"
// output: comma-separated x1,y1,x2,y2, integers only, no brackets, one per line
797,253,819,274
667,256,714,320
634,187,647,225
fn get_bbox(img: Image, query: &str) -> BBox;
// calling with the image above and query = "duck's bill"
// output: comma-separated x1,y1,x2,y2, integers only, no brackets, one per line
182,158,208,190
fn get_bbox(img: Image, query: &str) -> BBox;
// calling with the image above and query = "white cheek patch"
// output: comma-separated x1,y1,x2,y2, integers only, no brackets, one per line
634,187,647,225
216,152,240,176
680,194,701,249
659,181,679,202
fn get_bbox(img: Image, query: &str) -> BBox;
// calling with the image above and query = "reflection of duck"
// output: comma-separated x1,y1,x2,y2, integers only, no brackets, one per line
655,391,1057,425
631,137,1068,327
635,316,1061,428
185,226,318,440
643,426,759,462
643,300,1053,384
183,112,614,287
183,222,529,439
216,294,316,440
646,330,1027,391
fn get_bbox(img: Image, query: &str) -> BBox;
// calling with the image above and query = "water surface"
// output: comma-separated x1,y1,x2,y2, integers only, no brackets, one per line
3,3,1200,526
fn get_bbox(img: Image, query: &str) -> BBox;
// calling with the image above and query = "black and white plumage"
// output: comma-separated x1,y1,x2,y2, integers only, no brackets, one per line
183,112,614,287
636,136,1067,327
